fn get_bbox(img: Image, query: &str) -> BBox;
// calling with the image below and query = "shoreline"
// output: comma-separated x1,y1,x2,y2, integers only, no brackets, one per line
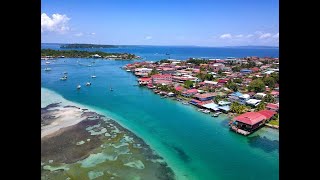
41,96,175,179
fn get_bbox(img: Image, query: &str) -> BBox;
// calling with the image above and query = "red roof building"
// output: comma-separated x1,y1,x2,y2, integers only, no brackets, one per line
266,103,279,112
151,74,172,85
270,90,279,97
251,67,260,72
231,110,277,134
175,86,184,92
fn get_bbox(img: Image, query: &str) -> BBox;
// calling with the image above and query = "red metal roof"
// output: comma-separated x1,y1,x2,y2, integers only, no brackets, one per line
175,86,184,91
234,110,276,125
139,78,151,81
266,103,279,110
151,74,172,78
258,110,277,119
184,89,198,94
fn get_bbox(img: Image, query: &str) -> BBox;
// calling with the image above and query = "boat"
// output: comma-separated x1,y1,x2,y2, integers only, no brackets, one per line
45,61,50,64
86,82,91,86
198,109,204,112
77,85,81,89
63,72,68,74
126,69,131,72
60,77,67,81
203,110,211,114
182,102,189,105
212,112,222,117
91,75,97,78
44,68,51,71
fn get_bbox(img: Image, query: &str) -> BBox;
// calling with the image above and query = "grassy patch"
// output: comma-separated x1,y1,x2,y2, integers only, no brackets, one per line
268,120,279,126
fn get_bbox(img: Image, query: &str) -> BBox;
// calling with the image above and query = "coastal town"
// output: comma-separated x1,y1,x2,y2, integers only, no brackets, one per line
123,56,279,136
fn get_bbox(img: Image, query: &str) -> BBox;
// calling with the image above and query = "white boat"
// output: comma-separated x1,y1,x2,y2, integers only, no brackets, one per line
203,110,211,114
86,82,91,86
63,72,68,74
44,68,51,71
77,85,81,89
91,75,97,78
45,61,50,64
212,112,222,117
126,69,131,72
198,109,204,112
182,102,189,105
60,77,67,81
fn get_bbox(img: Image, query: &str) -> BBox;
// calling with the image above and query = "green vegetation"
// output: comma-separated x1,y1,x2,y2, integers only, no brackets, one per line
263,76,276,88
159,59,171,63
270,72,279,84
233,78,243,84
262,94,276,103
268,120,279,126
214,95,222,104
41,49,137,59
60,44,118,48
186,58,209,66
148,68,159,76
240,61,256,68
184,80,194,89
232,66,241,72
247,79,266,92
255,102,266,111
230,102,247,114
226,80,238,92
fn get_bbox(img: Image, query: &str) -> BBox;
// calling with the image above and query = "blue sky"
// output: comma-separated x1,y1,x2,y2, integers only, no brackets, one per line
41,0,279,46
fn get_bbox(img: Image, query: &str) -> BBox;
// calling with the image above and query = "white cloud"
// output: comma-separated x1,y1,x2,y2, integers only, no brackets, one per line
91,32,96,35
220,34,232,39
273,33,279,39
145,36,152,40
41,13,70,33
246,34,254,38
259,33,272,39
74,32,83,37
235,34,243,38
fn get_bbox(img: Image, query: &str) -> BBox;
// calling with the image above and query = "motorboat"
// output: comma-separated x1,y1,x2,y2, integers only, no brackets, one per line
91,75,97,78
86,82,91,86
203,110,211,114
77,85,81,89
212,112,222,117
45,61,50,64
44,68,51,71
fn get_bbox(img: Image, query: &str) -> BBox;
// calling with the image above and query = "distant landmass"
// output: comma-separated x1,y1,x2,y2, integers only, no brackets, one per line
60,43,119,49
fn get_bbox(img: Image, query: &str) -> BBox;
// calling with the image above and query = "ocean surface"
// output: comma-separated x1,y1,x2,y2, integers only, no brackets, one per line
41,44,279,180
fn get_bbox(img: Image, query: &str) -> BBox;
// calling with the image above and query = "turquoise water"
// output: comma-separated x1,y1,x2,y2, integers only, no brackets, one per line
41,52,278,179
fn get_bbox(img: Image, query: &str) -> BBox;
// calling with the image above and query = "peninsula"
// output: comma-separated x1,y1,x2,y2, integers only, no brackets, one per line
61,43,118,49
41,49,140,60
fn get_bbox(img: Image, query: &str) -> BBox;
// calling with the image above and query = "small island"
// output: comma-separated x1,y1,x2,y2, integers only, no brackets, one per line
41,49,140,60
61,43,119,49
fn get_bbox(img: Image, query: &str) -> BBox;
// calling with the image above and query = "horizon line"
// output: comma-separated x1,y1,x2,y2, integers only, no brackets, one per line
41,43,279,48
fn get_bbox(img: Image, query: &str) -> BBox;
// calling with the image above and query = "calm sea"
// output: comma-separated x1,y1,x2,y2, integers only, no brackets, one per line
41,44,279,180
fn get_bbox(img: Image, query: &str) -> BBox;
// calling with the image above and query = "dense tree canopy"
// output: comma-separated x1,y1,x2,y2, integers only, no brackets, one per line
230,102,247,114
41,49,137,59
248,79,266,92
255,102,266,111
226,80,238,92
184,80,194,89
263,76,276,88
262,94,276,103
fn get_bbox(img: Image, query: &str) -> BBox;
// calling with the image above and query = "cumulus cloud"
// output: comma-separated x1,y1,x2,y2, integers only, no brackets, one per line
273,33,279,39
246,34,254,38
145,36,152,40
91,32,96,35
220,34,232,39
259,33,272,39
41,13,70,33
235,34,243,38
74,32,83,37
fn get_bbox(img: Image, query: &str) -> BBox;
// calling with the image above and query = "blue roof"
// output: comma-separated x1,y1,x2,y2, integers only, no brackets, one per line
240,69,252,72
230,92,243,97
